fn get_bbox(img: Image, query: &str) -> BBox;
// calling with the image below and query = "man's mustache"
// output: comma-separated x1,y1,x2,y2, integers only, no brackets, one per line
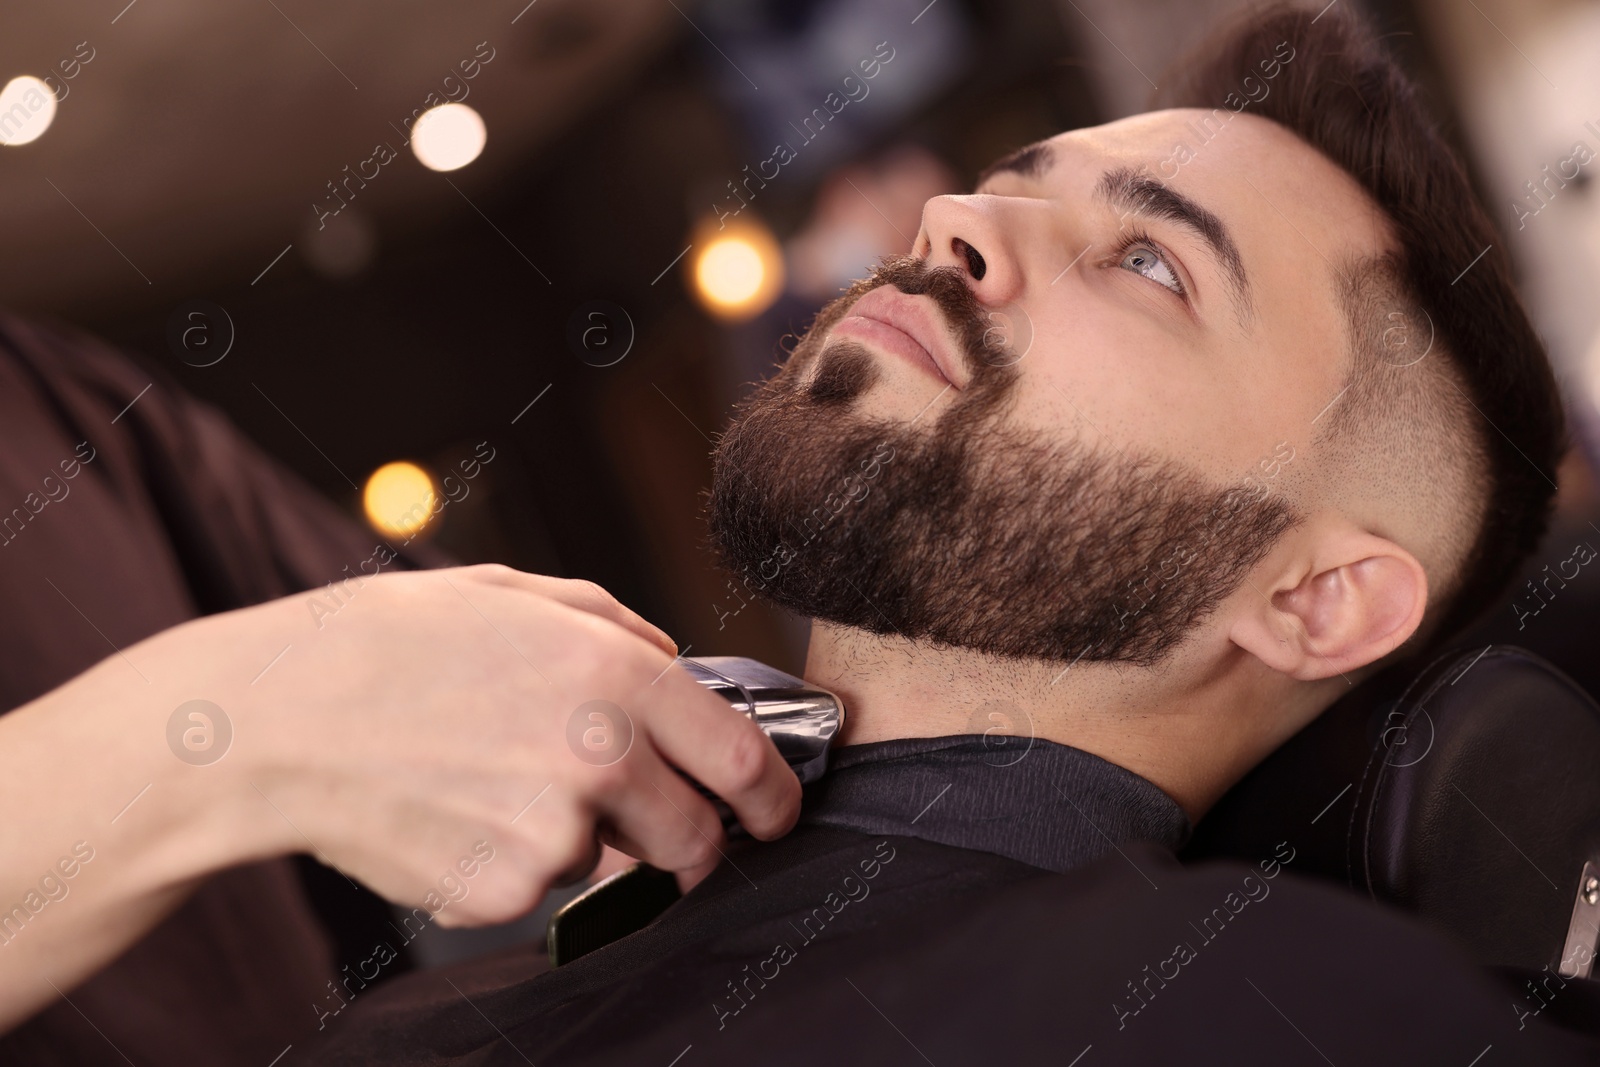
801,254,1014,389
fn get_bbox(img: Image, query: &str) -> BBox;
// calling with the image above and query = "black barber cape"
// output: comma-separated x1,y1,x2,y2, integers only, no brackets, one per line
306,737,1600,1066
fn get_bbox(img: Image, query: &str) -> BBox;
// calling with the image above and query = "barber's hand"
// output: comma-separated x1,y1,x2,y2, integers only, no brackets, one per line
156,564,800,925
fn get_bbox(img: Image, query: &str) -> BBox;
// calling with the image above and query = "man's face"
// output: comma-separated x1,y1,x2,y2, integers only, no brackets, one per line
708,110,1391,666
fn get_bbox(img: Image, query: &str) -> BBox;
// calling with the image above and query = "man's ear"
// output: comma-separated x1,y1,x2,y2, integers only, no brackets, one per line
1229,526,1428,682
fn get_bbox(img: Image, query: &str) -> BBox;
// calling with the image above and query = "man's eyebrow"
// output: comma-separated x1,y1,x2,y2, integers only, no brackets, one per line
1097,165,1254,324
974,140,1055,189
976,151,1254,325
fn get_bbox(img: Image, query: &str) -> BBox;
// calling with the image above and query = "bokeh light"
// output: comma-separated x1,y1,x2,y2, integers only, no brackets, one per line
410,103,487,172
690,220,784,320
363,461,437,538
0,76,58,147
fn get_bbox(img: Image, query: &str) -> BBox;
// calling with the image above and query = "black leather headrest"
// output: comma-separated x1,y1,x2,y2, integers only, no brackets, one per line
1182,645,1600,974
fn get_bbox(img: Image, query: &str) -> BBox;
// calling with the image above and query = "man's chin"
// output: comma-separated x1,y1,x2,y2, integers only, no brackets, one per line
795,338,955,426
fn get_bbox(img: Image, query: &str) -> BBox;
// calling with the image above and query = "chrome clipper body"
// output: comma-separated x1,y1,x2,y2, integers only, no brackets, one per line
679,656,844,788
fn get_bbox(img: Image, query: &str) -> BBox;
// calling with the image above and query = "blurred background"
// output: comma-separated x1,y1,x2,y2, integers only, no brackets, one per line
3,0,1598,970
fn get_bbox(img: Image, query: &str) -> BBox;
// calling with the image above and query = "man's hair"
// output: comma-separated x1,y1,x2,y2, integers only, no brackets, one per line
1156,3,1566,650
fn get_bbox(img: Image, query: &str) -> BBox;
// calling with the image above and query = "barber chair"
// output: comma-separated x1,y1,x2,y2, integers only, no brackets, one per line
1183,644,1600,1028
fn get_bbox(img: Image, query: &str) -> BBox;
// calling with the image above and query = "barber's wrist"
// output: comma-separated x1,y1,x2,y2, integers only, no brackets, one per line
80,607,304,890
172,599,329,860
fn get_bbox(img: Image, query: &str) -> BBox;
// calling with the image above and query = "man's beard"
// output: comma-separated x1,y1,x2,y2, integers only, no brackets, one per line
707,254,1299,667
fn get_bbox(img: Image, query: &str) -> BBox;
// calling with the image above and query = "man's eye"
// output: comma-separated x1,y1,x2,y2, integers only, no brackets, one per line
1117,240,1185,296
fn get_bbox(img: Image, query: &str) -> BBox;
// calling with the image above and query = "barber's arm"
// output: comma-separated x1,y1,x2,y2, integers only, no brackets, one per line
0,563,800,1031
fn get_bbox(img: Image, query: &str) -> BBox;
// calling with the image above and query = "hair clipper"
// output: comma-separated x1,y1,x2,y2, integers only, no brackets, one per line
678,656,844,829
546,658,841,964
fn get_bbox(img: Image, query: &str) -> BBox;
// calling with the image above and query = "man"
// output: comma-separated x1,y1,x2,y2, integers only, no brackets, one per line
300,4,1598,1065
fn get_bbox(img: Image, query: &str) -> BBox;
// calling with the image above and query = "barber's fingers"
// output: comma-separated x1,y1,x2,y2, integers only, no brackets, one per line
436,797,602,926
599,828,718,894
588,843,638,884
459,564,677,656
592,744,730,874
640,665,803,842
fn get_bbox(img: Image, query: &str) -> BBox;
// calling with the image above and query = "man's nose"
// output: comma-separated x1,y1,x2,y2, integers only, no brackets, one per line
914,194,1024,306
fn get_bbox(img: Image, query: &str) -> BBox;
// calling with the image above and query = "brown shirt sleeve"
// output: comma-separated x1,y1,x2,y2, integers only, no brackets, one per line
0,307,443,1064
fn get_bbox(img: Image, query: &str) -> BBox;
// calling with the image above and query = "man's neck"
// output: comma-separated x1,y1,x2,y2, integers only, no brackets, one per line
802,621,1331,824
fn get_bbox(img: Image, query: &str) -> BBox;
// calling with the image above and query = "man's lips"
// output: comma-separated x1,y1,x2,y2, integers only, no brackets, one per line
830,286,967,390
